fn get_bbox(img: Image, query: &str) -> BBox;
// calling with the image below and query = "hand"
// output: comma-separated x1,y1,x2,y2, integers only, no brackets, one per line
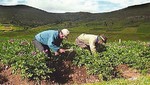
43,49,48,53
59,49,66,53
54,52,59,56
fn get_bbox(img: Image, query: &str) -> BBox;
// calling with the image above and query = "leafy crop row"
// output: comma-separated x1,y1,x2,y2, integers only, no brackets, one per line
0,39,150,81
0,39,54,80
71,41,150,80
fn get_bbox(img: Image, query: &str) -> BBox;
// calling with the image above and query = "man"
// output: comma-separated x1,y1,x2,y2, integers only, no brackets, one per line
75,33,107,54
33,29,70,57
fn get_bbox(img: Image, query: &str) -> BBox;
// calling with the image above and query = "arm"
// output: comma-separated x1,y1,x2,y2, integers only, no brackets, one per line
47,36,60,52
89,38,96,53
47,33,65,55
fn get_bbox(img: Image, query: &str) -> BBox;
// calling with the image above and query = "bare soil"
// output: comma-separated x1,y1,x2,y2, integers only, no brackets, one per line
115,64,141,80
0,60,100,85
0,61,144,85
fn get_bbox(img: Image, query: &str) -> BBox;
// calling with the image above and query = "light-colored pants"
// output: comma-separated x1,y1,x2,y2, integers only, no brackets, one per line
75,38,91,54
75,38,87,48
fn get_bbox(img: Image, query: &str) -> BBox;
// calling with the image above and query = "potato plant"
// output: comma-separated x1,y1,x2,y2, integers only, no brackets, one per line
0,39,150,81
0,39,55,80
70,41,150,80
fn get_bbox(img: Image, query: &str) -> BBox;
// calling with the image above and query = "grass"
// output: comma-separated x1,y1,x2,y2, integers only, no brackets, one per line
121,27,137,33
0,22,150,84
84,76,150,85
0,24,23,32
0,21,150,42
137,22,150,33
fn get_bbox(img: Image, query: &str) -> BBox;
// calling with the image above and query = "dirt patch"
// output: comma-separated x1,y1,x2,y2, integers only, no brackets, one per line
0,62,144,85
0,67,34,85
0,60,100,85
115,64,141,80
0,63,8,84
70,66,100,84
47,60,100,84
0,75,8,84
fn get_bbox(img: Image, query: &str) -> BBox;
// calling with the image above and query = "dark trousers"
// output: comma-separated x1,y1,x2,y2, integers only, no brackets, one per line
33,39,51,57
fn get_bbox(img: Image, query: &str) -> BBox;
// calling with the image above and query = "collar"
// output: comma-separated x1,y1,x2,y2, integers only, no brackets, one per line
96,36,100,43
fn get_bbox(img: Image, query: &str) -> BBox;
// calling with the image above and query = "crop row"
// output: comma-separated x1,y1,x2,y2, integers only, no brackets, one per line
0,39,150,81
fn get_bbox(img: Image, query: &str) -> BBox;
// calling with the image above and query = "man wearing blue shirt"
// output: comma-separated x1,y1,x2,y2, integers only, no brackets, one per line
33,29,70,57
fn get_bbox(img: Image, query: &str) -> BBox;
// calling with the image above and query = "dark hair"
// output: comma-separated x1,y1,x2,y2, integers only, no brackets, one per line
100,34,107,43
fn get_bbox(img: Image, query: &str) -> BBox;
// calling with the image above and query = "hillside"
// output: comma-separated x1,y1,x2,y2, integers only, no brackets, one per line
102,3,150,18
0,3,150,28
0,5,60,28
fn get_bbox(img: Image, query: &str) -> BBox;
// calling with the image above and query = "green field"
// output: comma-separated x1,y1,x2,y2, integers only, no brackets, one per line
0,21,150,42
0,38,150,84
0,20,150,84
0,3,150,84
85,76,150,85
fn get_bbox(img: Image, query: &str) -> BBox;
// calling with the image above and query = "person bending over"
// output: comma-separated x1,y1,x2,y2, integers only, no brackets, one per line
75,33,107,54
33,29,70,57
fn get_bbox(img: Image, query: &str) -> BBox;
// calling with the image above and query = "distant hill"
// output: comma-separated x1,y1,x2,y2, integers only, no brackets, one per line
0,3,150,28
104,3,150,18
0,5,60,28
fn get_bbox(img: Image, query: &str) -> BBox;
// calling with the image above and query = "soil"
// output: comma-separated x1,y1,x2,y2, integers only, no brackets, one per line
0,60,100,85
0,61,145,85
115,64,141,80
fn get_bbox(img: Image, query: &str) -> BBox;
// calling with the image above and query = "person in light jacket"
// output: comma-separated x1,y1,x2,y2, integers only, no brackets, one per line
75,33,107,54
33,29,70,57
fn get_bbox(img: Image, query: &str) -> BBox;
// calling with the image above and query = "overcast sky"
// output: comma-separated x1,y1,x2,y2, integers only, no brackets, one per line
0,0,150,13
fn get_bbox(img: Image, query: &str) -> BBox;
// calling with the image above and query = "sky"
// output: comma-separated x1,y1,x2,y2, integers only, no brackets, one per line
0,0,150,13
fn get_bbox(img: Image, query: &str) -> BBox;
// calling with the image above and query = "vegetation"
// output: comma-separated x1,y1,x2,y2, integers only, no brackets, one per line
0,39,55,80
0,3,150,41
0,2,150,84
0,3,149,28
0,20,150,42
72,41,150,80
86,76,150,85
0,39,149,82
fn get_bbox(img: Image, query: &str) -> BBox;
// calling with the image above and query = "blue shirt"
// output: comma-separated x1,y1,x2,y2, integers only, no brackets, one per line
35,30,63,52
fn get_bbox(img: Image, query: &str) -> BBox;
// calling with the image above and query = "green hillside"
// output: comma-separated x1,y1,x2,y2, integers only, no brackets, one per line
0,3,149,28
0,3,150,85
0,3,150,42
0,5,60,28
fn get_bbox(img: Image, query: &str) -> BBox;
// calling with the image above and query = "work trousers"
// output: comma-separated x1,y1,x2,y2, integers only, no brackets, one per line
32,39,51,57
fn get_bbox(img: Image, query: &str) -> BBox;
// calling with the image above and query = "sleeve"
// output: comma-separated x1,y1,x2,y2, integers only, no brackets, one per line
47,35,60,52
89,38,96,53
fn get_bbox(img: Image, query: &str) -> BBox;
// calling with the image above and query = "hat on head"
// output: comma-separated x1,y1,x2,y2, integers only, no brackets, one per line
99,34,107,43
61,29,70,37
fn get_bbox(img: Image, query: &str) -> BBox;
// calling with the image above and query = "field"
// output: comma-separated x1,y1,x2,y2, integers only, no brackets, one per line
0,20,150,84
0,20,150,42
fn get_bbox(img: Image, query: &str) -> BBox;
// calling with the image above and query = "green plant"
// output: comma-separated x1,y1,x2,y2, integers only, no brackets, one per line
0,39,55,81
0,39,149,81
